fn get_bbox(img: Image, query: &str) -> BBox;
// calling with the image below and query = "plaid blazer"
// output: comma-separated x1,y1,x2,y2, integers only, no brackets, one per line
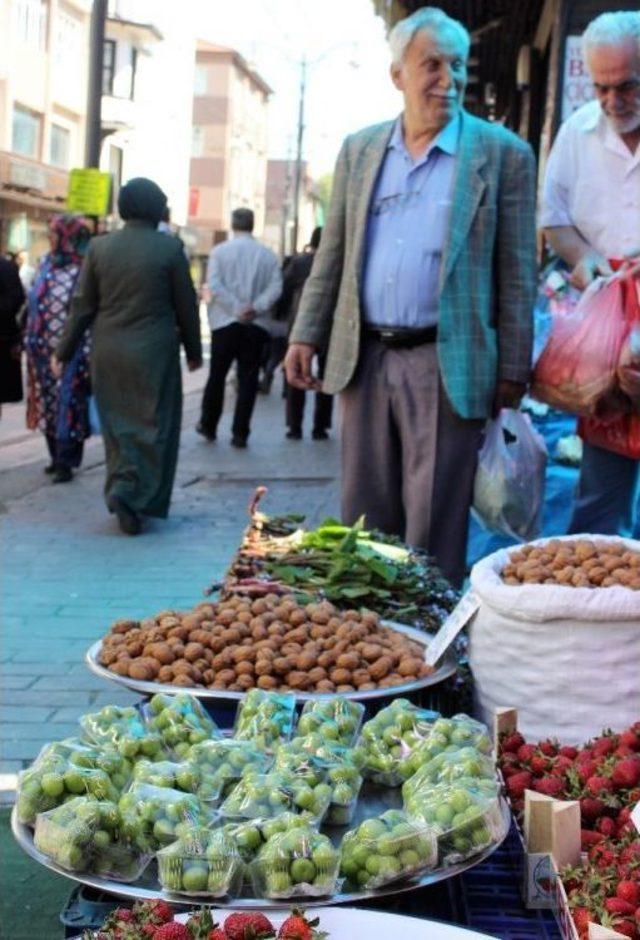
289,111,537,419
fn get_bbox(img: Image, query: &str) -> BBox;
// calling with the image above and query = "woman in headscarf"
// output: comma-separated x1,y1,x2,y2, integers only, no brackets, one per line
25,215,92,481
54,178,202,535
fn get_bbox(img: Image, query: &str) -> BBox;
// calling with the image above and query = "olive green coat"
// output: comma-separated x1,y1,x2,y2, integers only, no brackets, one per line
57,221,202,517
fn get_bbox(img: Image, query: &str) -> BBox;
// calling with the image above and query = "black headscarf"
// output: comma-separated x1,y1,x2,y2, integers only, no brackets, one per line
118,177,167,226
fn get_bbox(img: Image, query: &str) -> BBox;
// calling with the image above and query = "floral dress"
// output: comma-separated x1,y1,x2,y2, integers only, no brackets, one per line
25,254,91,461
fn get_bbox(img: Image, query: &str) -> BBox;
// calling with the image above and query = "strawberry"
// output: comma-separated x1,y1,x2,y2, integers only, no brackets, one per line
501,731,525,754
207,931,226,940
538,740,558,757
618,882,640,907
612,759,640,790
587,775,614,795
223,912,275,939
605,898,636,916
506,770,532,800
581,829,606,849
608,920,637,939
580,797,606,821
530,755,552,775
577,761,600,784
277,910,325,940
620,729,640,751
560,745,579,760
551,756,574,776
571,907,592,937
595,816,617,838
186,909,219,940
615,746,636,759
593,735,618,758
113,910,136,924
533,776,566,797
153,925,191,940
516,743,537,763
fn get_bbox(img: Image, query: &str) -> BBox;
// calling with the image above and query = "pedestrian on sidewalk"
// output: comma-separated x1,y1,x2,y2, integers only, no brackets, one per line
0,253,25,416
285,6,536,587
280,227,333,440
53,177,202,535
24,215,92,483
541,11,640,536
197,208,282,448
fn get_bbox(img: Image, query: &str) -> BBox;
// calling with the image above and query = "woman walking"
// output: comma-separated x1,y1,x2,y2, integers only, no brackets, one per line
54,178,202,535
25,215,92,481
0,253,25,416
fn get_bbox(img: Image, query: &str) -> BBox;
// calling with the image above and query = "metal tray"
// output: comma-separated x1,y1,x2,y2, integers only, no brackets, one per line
85,620,457,703
12,796,510,910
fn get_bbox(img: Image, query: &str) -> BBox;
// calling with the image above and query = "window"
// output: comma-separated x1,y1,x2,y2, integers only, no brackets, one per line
12,0,47,50
191,126,205,158
194,65,207,95
50,124,70,169
102,39,116,95
53,10,82,69
12,106,41,159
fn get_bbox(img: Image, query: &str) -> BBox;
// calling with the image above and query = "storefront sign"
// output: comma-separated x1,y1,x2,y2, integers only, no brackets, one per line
562,36,594,120
66,168,111,217
424,590,480,667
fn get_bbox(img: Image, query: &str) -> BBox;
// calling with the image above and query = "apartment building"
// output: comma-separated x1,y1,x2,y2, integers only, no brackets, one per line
188,42,271,259
0,0,91,257
101,0,196,228
263,158,321,259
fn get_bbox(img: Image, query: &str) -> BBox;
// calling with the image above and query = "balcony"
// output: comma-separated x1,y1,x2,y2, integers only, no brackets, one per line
101,93,136,132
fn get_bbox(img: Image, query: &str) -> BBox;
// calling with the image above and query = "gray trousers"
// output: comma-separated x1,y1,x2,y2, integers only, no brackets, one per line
568,441,639,536
340,338,484,587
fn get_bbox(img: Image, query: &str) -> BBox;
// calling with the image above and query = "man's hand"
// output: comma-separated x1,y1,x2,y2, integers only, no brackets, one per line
187,359,203,372
238,306,256,323
50,354,63,379
493,380,527,417
570,251,613,291
285,343,321,390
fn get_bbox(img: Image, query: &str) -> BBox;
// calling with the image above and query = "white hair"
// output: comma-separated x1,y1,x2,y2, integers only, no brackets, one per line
583,11,640,55
388,7,471,66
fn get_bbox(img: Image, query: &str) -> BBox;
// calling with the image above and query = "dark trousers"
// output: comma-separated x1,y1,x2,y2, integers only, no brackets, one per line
286,353,333,433
568,441,639,536
46,434,84,470
200,323,268,440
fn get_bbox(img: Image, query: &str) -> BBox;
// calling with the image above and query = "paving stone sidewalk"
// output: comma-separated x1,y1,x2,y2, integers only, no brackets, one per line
0,366,339,787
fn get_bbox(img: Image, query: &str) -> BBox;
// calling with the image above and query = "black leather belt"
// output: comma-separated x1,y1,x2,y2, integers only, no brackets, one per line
364,325,438,348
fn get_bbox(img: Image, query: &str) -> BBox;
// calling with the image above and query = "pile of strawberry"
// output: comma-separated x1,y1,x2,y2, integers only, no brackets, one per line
499,721,640,850
562,834,640,939
84,902,326,940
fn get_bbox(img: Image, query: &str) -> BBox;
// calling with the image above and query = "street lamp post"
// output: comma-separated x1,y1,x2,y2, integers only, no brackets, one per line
291,55,307,254
85,0,108,168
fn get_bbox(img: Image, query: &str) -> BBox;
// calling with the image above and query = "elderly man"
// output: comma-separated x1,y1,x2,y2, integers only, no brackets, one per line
198,208,282,448
285,7,537,586
541,11,640,536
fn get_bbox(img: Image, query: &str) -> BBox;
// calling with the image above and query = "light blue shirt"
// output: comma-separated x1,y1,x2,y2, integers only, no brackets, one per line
362,115,459,328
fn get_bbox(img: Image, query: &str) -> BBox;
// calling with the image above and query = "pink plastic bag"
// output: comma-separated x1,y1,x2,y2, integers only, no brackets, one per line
532,278,629,416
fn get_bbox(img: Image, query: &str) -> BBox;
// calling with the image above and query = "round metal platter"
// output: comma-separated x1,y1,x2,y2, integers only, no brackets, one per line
84,621,456,704
11,797,510,909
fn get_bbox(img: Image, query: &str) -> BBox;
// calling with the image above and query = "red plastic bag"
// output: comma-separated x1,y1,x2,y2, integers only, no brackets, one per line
532,277,629,416
580,275,640,459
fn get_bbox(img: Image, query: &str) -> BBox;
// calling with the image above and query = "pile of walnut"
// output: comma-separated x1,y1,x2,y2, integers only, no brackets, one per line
501,538,640,589
99,594,432,693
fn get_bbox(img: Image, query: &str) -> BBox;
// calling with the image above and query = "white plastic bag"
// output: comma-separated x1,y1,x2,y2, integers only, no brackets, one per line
472,410,547,542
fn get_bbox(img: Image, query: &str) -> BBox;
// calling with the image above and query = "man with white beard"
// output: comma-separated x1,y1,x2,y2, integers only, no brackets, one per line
541,11,640,535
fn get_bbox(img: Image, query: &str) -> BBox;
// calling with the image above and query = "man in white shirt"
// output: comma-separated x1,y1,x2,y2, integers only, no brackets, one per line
197,208,282,447
541,11,640,535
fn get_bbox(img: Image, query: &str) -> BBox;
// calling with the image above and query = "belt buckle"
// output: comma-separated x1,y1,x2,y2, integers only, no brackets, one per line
379,329,396,342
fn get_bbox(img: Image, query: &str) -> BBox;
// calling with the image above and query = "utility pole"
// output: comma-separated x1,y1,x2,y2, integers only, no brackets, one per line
291,55,306,254
85,0,108,168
